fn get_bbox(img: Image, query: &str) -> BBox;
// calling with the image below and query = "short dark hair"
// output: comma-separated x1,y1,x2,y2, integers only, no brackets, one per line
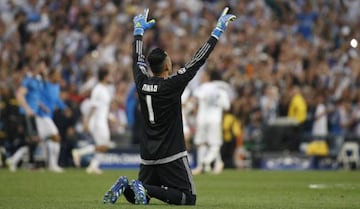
98,67,109,81
48,68,57,77
209,70,222,81
148,48,167,75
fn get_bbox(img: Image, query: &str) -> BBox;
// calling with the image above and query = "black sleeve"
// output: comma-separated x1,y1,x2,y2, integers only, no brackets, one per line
166,36,218,90
133,35,149,86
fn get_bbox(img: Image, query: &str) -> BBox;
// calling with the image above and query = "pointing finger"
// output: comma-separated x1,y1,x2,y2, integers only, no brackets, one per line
144,8,149,19
222,7,229,16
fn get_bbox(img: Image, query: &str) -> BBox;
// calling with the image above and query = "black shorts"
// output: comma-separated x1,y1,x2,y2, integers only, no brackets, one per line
139,156,196,195
21,115,39,143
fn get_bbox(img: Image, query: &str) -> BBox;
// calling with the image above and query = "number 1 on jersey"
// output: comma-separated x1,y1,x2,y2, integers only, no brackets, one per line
146,95,155,124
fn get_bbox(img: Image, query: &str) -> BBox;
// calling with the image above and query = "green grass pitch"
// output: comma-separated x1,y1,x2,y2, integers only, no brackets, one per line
0,169,359,209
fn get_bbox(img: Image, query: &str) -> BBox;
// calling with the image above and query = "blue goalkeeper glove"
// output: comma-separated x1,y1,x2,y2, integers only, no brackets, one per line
211,7,236,40
133,8,156,36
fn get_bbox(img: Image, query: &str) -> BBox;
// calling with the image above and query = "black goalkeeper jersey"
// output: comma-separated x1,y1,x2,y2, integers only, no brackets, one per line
133,35,217,164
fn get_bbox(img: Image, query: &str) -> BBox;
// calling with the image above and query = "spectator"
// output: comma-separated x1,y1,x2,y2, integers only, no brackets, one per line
288,86,307,124
221,107,242,168
312,93,328,140
260,85,279,124
287,85,307,150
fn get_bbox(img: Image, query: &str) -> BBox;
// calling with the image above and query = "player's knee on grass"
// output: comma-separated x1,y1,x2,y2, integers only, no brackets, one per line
145,184,196,205
183,192,196,205
131,183,195,205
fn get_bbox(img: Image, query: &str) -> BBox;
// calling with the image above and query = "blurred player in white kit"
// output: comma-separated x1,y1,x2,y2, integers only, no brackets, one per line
192,70,230,174
72,67,114,174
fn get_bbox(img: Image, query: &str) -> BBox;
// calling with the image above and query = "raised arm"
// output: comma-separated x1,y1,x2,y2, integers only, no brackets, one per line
169,7,236,87
132,9,156,84
185,7,236,72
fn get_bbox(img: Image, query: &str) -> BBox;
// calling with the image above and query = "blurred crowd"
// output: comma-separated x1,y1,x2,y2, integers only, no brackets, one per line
1,0,360,167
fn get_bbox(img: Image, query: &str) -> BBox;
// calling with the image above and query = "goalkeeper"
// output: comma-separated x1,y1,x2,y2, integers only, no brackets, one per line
103,7,236,205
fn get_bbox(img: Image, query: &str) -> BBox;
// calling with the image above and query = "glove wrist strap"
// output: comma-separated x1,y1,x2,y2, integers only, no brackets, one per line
134,28,144,36
211,27,224,40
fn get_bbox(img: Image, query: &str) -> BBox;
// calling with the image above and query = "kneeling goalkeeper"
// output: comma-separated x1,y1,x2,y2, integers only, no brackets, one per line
103,7,236,205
